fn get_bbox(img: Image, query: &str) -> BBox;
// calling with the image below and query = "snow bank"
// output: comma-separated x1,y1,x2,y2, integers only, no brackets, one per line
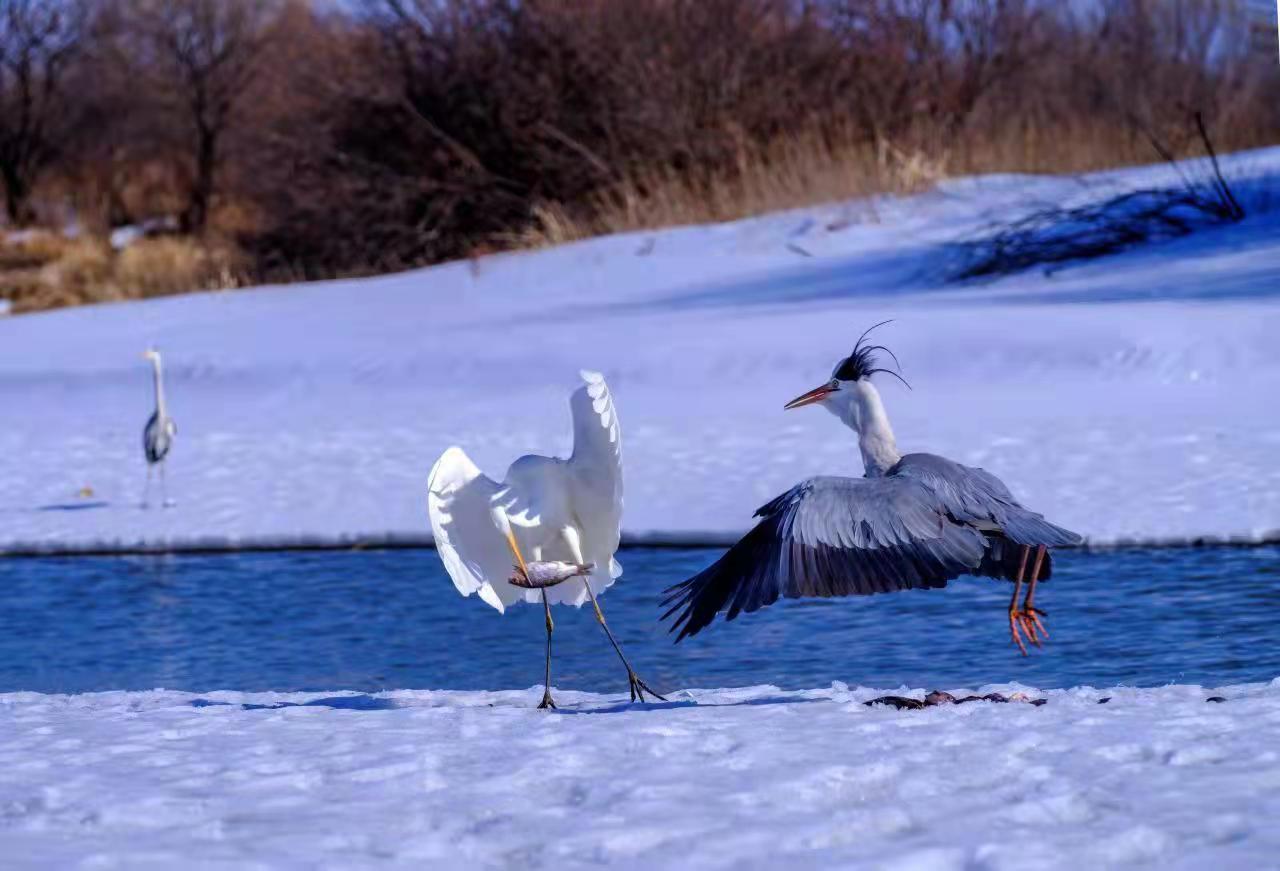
2,681,1277,868
2,149,1279,553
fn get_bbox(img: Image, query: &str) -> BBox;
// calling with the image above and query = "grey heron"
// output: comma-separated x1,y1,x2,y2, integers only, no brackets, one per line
141,348,177,508
428,371,664,708
662,323,1082,655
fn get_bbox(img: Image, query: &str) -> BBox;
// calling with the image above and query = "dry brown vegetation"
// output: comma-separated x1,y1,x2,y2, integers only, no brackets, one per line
1,0,1277,312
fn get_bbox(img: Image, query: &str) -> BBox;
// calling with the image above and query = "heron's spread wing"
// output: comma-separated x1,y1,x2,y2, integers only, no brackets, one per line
662,475,989,641
566,370,624,590
428,446,524,613
890,453,1082,548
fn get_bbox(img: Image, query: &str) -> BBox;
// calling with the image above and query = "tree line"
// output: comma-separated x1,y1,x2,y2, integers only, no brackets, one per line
1,0,1276,284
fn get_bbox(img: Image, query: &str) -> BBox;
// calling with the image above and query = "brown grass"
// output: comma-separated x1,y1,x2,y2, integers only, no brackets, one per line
1,234,246,314
512,118,1235,248
115,237,244,299
509,130,938,249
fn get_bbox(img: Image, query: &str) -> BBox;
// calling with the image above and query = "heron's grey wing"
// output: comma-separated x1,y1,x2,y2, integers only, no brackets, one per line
143,412,170,463
890,453,1082,582
566,370,624,589
661,476,989,641
890,453,1082,547
427,446,525,613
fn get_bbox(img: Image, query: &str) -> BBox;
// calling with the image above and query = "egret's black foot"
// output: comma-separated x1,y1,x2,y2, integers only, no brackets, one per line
627,672,666,703
537,689,557,710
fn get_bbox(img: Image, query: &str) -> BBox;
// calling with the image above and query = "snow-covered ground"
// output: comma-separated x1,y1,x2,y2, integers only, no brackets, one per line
2,150,1279,552
2,682,1277,869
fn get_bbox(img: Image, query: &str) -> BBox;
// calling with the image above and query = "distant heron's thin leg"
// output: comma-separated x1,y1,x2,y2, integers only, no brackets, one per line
160,460,171,508
143,465,153,509
1022,545,1049,642
581,578,666,703
1008,545,1030,656
501,524,555,709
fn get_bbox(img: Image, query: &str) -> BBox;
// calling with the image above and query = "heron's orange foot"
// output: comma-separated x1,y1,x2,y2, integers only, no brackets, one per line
1021,606,1049,642
1008,607,1048,655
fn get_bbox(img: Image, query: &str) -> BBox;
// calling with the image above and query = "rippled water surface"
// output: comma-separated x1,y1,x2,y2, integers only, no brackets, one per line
2,546,1277,694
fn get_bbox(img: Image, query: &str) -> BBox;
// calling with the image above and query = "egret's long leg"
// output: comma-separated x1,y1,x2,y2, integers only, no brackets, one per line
562,526,665,703
1008,545,1030,656
539,590,556,710
160,460,172,508
1021,545,1049,642
501,524,555,709
582,578,666,703
143,466,153,509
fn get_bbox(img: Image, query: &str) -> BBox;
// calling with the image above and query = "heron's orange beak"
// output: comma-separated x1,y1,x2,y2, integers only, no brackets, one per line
784,383,835,410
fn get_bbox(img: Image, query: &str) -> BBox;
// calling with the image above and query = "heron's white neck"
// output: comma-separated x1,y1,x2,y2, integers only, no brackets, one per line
150,357,168,419
829,380,901,477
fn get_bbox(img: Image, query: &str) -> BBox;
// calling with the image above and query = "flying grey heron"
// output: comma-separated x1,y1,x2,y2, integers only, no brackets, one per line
428,371,664,708
662,323,1082,655
142,348,177,508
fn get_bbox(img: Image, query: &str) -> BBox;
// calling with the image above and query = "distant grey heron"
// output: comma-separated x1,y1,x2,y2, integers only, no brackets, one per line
428,371,664,707
142,348,177,508
663,324,1081,654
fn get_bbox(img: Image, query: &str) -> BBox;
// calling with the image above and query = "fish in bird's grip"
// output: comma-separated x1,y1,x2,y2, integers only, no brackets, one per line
509,561,595,589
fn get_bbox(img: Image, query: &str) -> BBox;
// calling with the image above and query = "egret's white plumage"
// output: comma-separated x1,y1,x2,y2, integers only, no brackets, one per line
427,370,661,706
428,370,623,613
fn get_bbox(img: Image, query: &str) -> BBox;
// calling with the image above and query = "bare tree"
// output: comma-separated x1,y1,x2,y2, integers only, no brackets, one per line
0,0,86,225
128,0,278,234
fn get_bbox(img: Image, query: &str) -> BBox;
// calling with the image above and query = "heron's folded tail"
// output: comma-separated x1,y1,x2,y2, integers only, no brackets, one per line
996,509,1083,548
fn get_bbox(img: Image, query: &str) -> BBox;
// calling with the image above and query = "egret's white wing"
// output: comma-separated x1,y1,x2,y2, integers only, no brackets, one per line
564,370,624,601
427,446,525,613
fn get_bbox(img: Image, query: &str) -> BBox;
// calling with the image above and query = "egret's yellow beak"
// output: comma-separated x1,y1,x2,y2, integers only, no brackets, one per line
503,525,529,574
784,383,835,410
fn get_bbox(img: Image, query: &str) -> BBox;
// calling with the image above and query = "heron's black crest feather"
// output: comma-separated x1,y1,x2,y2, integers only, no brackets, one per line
832,321,910,387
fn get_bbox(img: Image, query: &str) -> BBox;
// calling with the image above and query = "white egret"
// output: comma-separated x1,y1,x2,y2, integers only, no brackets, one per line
427,370,663,708
141,348,177,508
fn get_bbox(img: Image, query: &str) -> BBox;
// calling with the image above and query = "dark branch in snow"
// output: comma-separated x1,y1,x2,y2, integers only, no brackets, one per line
947,114,1248,281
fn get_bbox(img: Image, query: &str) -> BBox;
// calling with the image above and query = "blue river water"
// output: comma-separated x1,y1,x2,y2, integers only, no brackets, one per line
2,546,1277,695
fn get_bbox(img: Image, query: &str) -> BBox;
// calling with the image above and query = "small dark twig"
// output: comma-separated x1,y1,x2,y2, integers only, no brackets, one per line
1195,112,1245,221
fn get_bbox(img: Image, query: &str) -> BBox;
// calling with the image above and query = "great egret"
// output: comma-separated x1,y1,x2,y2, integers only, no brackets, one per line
428,370,663,708
141,348,177,508
663,324,1082,655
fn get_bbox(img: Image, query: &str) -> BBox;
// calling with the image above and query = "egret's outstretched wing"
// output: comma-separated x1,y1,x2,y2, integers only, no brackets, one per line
428,446,525,613
566,370,624,596
662,475,989,641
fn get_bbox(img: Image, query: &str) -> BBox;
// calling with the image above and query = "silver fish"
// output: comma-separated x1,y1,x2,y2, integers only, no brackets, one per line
509,560,595,589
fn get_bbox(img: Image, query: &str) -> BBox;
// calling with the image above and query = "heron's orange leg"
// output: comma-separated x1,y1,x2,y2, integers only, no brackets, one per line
1008,546,1031,655
1020,545,1049,643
